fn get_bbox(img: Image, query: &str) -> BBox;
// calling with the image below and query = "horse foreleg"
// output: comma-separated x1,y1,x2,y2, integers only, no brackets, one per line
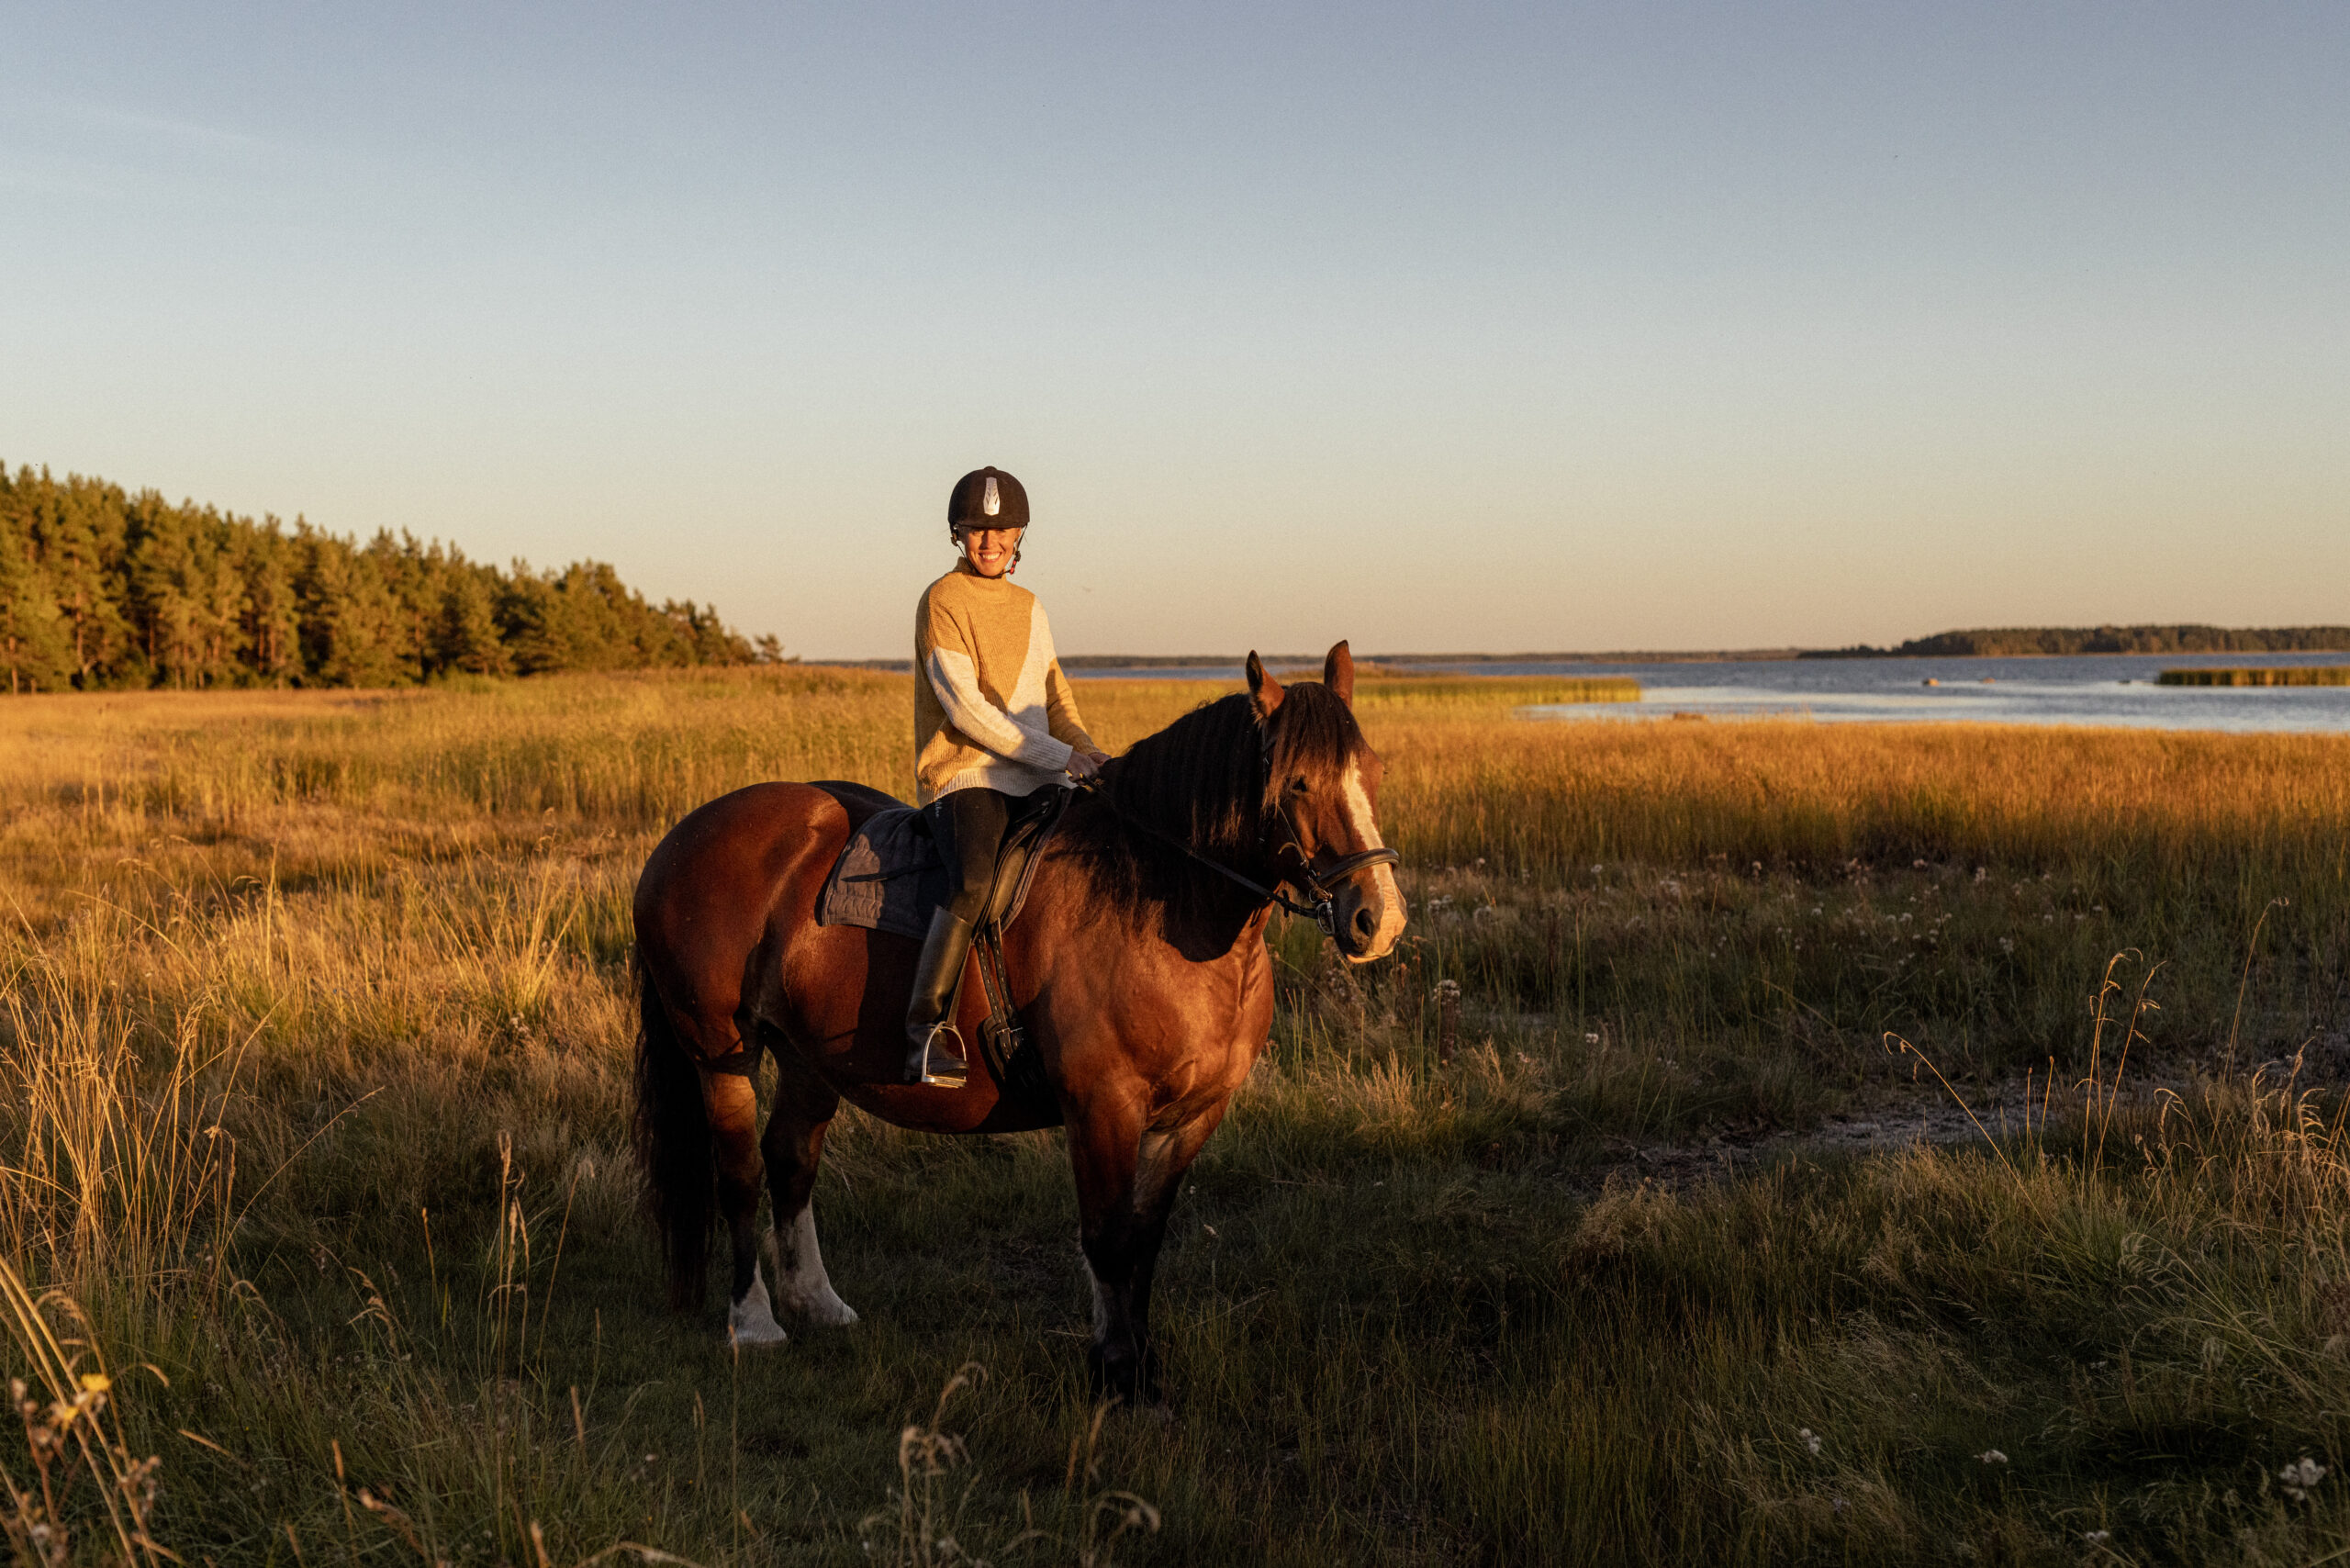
1069,1101,1225,1406
699,1067,788,1347
761,1059,857,1326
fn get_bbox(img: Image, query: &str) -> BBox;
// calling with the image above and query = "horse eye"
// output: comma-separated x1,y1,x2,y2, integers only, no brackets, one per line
1288,777,1309,795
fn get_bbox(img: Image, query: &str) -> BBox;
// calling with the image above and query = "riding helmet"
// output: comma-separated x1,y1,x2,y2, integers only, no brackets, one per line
947,467,1029,533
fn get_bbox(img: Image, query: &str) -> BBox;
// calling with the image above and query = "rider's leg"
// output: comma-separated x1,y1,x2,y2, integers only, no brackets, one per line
903,786,1011,1085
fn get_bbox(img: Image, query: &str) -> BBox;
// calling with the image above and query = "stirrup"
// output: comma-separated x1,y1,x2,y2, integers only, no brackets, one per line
912,1023,968,1089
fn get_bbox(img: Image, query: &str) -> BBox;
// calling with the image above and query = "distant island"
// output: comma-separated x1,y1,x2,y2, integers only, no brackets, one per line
1799,625,2350,659
0,464,775,693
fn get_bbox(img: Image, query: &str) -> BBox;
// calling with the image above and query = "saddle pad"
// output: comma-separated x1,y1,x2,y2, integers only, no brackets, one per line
813,787,1069,942
815,806,946,941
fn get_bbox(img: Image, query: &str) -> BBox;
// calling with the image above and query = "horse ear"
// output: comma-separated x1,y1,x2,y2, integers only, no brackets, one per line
1246,651,1284,719
1323,640,1355,705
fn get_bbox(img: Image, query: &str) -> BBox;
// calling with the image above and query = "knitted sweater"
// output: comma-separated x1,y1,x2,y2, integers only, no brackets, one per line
913,561,1100,804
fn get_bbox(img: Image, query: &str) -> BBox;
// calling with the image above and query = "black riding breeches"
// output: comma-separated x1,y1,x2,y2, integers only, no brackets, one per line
931,785,1035,924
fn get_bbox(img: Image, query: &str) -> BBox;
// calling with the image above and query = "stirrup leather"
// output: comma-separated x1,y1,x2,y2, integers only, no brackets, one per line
913,1021,968,1088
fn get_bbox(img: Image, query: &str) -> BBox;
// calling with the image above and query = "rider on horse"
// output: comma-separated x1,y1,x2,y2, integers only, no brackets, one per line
906,466,1108,1087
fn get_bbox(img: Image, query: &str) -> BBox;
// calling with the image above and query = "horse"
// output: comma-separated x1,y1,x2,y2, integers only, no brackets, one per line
631,642,1406,1401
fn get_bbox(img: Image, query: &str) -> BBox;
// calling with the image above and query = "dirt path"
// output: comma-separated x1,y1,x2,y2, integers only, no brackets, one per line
1595,1075,2200,1193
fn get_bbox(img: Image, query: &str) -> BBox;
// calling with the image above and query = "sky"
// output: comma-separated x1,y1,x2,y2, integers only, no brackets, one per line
2,3,2344,657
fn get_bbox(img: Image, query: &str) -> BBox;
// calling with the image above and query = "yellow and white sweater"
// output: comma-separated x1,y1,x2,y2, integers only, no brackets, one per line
913,561,1100,804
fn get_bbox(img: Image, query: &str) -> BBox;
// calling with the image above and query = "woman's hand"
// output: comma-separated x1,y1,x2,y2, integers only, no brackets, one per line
1065,750,1102,781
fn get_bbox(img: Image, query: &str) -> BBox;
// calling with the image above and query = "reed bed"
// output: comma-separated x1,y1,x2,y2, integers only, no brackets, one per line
0,670,2346,1562
2157,666,2350,686
1352,675,1641,708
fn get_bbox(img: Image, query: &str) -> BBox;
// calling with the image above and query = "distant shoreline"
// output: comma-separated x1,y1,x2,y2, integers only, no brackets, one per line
813,637,2350,673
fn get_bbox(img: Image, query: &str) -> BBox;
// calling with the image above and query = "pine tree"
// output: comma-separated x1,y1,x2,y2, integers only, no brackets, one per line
0,516,73,692
435,564,512,678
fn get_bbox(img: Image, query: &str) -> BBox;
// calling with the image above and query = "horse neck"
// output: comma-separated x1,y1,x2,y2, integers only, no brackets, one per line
1080,716,1285,932
1096,747,1274,881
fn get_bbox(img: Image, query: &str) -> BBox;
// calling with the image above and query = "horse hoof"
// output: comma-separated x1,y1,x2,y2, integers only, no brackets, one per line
729,1271,789,1347
728,1316,789,1349
799,1295,859,1327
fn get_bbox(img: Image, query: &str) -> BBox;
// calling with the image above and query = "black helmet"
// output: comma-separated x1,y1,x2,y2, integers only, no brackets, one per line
947,467,1029,534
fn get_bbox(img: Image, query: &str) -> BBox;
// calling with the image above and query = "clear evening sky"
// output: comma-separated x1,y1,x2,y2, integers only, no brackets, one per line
3,4,2343,657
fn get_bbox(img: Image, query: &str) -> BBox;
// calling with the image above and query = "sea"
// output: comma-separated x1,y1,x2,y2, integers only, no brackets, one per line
1079,652,2350,734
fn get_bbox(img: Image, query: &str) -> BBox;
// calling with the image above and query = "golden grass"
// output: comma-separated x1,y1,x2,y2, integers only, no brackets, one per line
1,669,2348,1562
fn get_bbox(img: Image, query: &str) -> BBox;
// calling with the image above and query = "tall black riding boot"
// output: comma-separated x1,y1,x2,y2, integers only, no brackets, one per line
903,908,977,1087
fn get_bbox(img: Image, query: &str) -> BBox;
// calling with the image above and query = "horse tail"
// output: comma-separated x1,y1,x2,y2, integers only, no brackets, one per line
632,950,712,1309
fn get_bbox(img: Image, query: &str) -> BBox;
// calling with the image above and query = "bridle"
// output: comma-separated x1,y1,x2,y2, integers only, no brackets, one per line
1072,721,1400,941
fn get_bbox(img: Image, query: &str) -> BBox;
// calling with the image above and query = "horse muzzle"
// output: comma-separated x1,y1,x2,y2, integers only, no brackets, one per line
1307,849,1406,962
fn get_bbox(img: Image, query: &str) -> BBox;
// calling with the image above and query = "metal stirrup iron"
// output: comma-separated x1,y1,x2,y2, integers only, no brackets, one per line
918,1025,967,1088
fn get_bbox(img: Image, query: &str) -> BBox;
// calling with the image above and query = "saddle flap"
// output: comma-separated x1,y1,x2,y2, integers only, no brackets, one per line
981,787,1071,933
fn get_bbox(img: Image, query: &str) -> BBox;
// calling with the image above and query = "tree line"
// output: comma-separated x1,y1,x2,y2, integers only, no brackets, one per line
1803,624,2350,659
0,465,778,692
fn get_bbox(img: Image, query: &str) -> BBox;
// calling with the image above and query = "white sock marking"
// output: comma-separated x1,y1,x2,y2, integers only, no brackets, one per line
728,1261,788,1347
773,1204,858,1327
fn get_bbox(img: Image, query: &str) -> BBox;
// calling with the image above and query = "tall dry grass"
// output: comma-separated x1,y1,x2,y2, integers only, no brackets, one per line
0,669,2346,1562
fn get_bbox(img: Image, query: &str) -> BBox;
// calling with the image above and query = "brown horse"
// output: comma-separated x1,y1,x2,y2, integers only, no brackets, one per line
632,643,1405,1401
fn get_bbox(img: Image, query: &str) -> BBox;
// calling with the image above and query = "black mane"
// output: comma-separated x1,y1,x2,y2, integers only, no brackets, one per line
1066,683,1365,928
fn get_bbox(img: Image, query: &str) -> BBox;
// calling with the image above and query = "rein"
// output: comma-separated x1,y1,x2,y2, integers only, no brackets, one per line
1072,775,1400,941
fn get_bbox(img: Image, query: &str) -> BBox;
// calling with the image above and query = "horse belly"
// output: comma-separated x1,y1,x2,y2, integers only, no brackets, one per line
773,923,1040,1134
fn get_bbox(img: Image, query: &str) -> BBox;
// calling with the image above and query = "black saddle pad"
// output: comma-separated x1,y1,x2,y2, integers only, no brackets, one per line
814,788,1067,941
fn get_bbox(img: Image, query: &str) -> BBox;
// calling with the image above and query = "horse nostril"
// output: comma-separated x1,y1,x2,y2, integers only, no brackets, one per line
1352,904,1377,942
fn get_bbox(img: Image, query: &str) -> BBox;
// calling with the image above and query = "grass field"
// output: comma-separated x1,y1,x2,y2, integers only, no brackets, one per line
3,667,2349,1564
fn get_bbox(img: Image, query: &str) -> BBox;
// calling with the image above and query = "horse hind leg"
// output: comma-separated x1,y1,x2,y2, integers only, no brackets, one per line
699,1060,789,1348
762,1054,857,1326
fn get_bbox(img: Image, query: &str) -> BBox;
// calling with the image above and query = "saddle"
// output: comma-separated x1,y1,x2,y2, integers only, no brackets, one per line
812,784,1069,1102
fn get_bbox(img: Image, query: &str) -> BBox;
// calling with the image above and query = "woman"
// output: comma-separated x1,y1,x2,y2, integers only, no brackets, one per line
906,466,1108,1086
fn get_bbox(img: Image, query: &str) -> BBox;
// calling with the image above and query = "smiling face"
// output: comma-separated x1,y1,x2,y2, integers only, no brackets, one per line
957,525,1024,578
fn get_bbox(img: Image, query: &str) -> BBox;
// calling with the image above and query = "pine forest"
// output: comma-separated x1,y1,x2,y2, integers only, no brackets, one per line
0,464,772,692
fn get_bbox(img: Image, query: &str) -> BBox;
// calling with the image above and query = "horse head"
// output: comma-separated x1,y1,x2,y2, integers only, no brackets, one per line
1248,641,1408,963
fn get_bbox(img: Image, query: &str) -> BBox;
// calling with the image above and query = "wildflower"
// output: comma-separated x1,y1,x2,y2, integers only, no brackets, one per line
1798,1428,1821,1456
1975,1449,2007,1464
1583,1033,1600,1044
2084,1529,2110,1544
2281,1456,2328,1501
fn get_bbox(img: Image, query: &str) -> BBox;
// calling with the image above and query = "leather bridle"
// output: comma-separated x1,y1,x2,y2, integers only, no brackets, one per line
1073,728,1400,941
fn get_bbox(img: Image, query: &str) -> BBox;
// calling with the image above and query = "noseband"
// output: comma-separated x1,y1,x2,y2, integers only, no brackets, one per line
1269,800,1403,938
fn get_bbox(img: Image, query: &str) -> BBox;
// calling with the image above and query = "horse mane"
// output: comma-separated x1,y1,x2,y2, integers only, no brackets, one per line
1066,682,1365,926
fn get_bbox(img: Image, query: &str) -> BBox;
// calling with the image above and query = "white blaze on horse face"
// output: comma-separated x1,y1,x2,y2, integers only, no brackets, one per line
773,1204,858,1327
728,1262,789,1347
1340,759,1408,960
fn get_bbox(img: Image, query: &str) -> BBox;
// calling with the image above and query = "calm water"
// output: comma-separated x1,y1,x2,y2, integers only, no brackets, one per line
1084,653,2350,734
